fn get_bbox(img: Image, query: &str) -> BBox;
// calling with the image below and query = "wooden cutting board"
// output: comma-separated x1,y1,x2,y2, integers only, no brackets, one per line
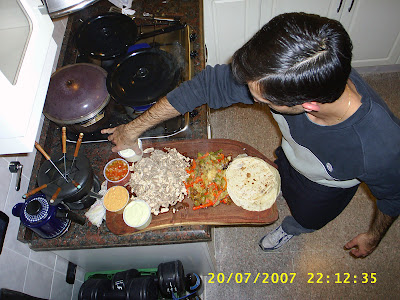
106,139,279,235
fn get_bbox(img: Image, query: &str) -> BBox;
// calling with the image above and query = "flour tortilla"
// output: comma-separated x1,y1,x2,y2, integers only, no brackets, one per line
226,156,280,211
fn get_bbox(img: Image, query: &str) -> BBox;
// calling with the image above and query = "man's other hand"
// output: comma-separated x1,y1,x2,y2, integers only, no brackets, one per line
344,233,377,258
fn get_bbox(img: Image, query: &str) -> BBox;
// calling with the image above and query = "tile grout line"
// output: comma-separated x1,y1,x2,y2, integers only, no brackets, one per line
22,251,31,294
49,255,58,300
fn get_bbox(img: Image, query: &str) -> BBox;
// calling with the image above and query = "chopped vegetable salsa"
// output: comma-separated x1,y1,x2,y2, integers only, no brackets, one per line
185,151,232,210
105,159,129,181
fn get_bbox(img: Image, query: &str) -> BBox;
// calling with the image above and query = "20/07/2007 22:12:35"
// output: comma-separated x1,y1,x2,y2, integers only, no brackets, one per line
207,272,377,284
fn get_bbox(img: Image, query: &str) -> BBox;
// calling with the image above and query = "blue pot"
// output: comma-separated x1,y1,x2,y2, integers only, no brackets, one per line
12,193,70,239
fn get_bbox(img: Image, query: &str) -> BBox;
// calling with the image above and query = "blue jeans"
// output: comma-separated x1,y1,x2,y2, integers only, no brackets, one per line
281,215,315,236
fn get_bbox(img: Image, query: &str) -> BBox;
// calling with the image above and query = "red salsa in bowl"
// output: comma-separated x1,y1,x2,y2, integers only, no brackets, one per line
104,158,130,185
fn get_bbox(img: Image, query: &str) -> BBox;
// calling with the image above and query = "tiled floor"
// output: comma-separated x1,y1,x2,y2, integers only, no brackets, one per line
205,72,400,299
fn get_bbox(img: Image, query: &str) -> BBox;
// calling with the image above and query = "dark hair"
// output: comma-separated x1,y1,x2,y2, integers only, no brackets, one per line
231,13,353,106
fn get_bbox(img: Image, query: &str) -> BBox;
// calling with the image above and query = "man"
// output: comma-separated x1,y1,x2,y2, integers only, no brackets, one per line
102,13,399,258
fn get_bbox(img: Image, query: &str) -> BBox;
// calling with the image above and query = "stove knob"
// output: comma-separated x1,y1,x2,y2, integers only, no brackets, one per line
189,33,197,42
190,50,198,59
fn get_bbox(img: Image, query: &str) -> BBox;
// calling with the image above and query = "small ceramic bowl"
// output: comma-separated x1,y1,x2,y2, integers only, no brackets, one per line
123,199,152,230
103,186,130,214
118,139,143,163
103,158,130,186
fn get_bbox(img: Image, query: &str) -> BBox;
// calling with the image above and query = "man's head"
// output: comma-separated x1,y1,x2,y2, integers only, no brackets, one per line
231,13,353,107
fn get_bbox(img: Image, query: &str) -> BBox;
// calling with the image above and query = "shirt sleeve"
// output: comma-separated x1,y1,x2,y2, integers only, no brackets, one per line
358,123,400,217
362,166,400,217
350,71,400,217
166,64,253,114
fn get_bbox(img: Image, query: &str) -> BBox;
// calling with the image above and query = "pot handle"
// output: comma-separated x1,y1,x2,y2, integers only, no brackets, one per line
12,203,24,218
56,209,86,226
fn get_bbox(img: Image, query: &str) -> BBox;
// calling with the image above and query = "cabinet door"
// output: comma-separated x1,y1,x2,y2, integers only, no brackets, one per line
259,0,341,25
204,0,341,66
203,0,400,67
339,0,400,67
204,0,260,66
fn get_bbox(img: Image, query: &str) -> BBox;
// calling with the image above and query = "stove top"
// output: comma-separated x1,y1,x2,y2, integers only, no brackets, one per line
64,10,197,143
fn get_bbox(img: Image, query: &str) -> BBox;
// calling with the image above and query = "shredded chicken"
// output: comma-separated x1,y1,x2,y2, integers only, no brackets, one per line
128,148,191,215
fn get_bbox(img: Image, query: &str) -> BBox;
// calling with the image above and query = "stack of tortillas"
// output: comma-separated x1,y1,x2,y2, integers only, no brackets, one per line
226,156,280,211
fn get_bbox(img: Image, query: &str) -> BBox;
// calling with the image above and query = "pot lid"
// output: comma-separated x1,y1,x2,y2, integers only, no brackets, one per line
37,153,93,204
75,12,138,60
43,63,110,125
107,48,181,106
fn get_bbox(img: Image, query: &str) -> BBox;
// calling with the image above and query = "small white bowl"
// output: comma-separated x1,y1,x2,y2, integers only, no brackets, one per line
123,199,152,230
118,139,143,163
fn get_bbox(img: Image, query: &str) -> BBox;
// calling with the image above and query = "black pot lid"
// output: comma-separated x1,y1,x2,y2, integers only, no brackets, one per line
37,153,93,204
43,64,110,125
107,48,181,106
75,12,138,60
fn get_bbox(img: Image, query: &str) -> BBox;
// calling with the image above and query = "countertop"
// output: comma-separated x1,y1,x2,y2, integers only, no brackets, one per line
18,0,211,251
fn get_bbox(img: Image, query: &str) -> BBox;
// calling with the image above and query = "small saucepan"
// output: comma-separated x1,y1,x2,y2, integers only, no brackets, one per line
75,12,186,61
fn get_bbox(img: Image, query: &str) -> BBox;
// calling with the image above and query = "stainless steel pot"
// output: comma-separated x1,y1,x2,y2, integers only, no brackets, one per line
44,0,100,19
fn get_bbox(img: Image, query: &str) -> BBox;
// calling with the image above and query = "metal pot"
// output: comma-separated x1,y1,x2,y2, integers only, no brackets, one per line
12,193,85,239
75,12,185,61
37,153,96,208
43,63,110,133
44,0,100,19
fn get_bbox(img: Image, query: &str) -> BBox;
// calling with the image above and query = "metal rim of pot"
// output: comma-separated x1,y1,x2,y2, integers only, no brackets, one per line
45,0,101,19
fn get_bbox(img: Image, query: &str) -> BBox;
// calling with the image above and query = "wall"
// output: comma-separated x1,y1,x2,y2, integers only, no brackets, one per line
0,17,85,300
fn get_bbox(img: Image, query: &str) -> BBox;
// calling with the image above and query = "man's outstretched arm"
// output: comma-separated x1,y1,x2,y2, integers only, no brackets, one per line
101,96,181,152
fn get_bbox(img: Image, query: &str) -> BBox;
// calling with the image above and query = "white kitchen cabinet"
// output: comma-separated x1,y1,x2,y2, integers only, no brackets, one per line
203,0,341,66
203,0,249,66
203,0,400,67
339,0,400,67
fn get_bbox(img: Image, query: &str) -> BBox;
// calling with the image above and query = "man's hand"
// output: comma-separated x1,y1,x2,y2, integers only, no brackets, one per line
102,96,181,152
344,209,397,258
344,233,377,258
101,124,139,153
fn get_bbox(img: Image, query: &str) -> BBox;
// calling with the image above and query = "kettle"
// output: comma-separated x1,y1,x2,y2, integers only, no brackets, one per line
12,193,86,239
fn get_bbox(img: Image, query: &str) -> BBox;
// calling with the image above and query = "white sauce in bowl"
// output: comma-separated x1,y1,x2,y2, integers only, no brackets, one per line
123,200,151,229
